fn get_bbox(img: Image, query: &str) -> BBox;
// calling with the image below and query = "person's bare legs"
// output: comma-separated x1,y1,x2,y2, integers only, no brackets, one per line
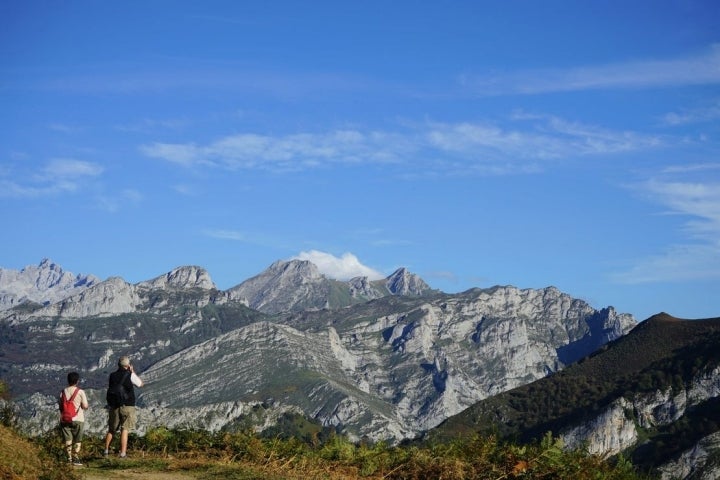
119,428,129,456
104,432,113,453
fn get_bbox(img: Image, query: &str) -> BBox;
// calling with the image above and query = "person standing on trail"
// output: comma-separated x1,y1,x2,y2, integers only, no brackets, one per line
104,356,144,458
59,371,89,466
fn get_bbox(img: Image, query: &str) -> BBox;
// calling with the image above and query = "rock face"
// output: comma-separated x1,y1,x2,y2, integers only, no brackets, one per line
227,260,329,312
560,365,720,478
384,267,430,295
227,260,434,314
137,266,216,291
22,277,141,319
0,259,100,311
657,431,720,480
2,264,221,322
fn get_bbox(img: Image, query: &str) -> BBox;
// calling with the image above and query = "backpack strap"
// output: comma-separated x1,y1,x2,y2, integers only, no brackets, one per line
68,386,80,402
62,387,80,404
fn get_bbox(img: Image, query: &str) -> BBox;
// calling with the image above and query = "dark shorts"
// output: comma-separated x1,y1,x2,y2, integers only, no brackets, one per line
60,421,85,443
108,405,137,432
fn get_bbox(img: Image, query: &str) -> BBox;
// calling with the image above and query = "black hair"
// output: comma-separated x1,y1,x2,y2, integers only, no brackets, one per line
67,372,80,386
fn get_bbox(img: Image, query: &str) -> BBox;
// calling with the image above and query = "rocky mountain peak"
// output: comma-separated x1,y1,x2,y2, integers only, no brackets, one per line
137,265,216,290
226,259,327,313
270,259,322,280
0,259,100,311
385,267,431,296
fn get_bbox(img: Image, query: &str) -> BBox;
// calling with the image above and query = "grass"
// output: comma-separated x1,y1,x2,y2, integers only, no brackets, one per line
0,424,81,480
56,426,649,480
0,406,650,480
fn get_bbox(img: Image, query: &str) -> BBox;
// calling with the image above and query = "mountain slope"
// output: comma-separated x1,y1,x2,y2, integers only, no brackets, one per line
427,313,720,477
126,285,633,442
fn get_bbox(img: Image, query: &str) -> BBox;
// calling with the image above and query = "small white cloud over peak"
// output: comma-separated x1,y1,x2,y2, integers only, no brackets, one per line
292,250,384,281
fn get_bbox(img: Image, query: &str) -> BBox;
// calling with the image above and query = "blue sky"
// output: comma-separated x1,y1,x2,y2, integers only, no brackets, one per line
1,1,719,321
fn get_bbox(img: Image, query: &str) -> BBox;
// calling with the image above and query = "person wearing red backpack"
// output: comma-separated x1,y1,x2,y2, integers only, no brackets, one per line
58,371,89,466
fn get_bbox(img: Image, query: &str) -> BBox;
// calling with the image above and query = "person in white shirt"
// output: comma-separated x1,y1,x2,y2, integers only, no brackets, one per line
104,356,144,458
59,371,89,465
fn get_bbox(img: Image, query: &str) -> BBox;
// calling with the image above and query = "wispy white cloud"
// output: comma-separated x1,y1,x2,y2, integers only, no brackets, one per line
96,189,143,212
203,229,248,241
29,64,386,100
661,100,720,126
202,229,290,249
49,123,84,134
0,180,73,197
661,163,720,174
173,184,198,196
292,250,385,280
41,158,104,178
370,238,413,247
115,117,190,133
142,130,408,172
0,158,104,198
642,179,720,240
612,243,720,284
613,175,720,284
426,115,662,160
143,115,664,176
460,45,720,96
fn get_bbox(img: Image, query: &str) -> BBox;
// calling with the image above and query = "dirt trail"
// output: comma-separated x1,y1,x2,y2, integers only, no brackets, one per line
80,467,198,479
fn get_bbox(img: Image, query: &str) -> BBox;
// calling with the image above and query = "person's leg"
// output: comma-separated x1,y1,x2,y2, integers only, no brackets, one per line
105,408,120,454
118,406,136,457
65,440,73,462
61,424,73,462
119,428,130,456
72,422,84,463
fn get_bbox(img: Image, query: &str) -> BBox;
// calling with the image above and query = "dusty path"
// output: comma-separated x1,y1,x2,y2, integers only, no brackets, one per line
80,467,198,479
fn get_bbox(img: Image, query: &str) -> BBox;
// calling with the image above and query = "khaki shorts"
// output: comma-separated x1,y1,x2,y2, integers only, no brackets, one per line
60,421,85,443
108,406,137,432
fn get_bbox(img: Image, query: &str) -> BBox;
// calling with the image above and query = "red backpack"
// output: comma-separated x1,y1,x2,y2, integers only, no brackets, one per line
60,387,80,424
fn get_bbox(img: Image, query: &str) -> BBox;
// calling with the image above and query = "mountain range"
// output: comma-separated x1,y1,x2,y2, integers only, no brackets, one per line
2,259,717,478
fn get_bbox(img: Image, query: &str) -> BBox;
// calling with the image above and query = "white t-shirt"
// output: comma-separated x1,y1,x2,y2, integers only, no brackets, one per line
60,386,88,422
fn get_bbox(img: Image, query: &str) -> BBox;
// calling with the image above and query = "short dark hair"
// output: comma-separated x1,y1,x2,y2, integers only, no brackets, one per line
67,372,80,385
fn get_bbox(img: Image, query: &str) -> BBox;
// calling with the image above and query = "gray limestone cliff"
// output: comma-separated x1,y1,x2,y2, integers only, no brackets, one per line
137,265,216,291
0,259,100,311
560,365,720,478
